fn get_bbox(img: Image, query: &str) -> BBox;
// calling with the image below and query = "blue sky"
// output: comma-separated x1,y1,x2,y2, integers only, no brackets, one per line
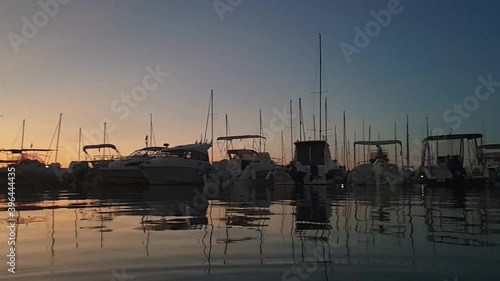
0,0,498,165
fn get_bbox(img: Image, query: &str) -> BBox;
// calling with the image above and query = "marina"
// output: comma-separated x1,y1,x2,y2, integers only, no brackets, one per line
1,1,500,280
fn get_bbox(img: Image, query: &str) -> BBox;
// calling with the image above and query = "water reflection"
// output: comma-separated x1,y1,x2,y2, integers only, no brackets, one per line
1,183,499,280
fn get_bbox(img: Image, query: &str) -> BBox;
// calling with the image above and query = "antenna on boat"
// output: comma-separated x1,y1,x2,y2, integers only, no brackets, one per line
55,113,62,163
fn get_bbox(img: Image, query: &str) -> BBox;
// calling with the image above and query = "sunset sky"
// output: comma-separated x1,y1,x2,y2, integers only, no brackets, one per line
1,0,499,167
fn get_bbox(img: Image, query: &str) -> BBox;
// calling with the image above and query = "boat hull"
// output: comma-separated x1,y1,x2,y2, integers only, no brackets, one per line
97,167,149,185
140,166,204,185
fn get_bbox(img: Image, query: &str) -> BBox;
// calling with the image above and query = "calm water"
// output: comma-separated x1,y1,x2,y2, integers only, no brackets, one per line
1,182,500,281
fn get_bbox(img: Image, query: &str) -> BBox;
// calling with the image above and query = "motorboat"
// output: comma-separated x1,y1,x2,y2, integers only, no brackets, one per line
417,134,489,185
139,143,213,185
285,140,343,185
97,146,165,185
209,135,276,185
0,149,65,187
348,140,408,186
479,144,500,185
64,143,122,184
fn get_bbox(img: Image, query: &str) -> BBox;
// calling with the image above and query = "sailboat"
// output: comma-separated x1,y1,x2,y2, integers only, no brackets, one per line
285,34,341,185
0,117,66,187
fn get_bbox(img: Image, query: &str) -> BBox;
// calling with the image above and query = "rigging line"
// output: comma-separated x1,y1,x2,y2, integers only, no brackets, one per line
12,121,23,148
203,94,212,143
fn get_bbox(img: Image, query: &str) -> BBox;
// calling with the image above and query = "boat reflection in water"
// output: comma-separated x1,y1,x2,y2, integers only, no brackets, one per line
1,181,500,281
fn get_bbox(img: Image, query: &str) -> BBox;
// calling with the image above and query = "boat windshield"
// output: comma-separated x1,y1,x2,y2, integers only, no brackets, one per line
128,148,160,157
157,149,209,161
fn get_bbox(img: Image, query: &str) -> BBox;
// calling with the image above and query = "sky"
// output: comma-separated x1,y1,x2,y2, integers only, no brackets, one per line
0,0,499,167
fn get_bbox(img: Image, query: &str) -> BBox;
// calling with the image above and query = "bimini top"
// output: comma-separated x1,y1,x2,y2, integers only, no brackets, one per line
354,140,402,146
479,144,500,150
164,143,212,153
424,133,483,142
83,144,119,154
217,135,265,141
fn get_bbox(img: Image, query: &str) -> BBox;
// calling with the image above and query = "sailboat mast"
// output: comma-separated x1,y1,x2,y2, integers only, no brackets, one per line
313,115,316,140
281,130,285,165
343,111,346,169
55,113,62,163
289,100,293,161
406,115,410,168
225,114,229,152
354,130,357,166
21,119,25,150
103,122,107,158
298,98,302,141
211,90,214,163
325,97,328,141
259,110,262,152
426,116,429,137
149,114,153,147
319,33,322,140
362,118,366,162
394,121,397,165
334,125,338,160
368,124,371,164
482,120,486,144
78,128,82,161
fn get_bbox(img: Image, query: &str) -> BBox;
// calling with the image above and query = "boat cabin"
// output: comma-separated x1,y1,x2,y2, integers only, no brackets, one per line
294,140,331,166
156,143,211,162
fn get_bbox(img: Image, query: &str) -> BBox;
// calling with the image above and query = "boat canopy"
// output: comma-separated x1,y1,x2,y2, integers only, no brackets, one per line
479,144,500,150
217,135,265,141
423,133,483,142
83,144,119,154
354,140,402,146
294,140,328,145
0,148,55,154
